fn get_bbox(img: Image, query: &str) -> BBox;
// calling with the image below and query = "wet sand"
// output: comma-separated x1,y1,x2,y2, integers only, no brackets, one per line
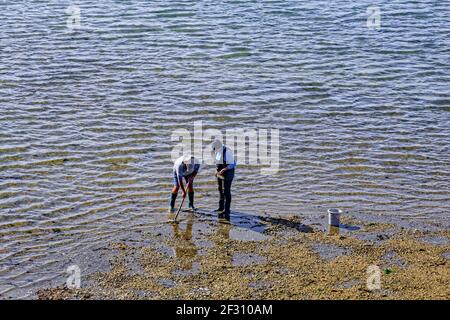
36,210,449,300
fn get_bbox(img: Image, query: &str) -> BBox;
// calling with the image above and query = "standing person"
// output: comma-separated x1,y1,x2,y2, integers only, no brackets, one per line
211,139,236,219
169,155,201,213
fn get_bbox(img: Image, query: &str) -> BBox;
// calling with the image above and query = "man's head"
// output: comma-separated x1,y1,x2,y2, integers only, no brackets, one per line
211,139,223,152
183,155,198,172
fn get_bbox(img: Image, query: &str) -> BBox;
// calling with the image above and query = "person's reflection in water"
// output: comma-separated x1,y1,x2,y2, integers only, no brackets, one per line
213,220,233,268
218,220,232,240
171,213,198,271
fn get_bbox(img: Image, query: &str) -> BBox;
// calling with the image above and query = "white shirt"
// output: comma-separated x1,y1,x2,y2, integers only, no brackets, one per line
173,156,201,178
214,146,236,169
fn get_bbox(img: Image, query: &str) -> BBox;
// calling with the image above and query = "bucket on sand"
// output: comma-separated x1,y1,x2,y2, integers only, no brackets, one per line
328,208,342,227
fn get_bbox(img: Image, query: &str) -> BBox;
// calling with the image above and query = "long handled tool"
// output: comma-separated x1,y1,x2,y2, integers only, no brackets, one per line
172,181,190,223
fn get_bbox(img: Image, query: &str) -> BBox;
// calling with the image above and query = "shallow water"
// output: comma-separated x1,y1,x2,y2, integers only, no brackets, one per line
0,0,449,298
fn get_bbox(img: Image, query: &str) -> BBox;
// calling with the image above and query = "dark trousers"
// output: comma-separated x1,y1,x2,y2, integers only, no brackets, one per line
218,177,233,214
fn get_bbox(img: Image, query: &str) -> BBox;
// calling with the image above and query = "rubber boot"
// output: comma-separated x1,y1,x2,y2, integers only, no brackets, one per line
216,196,225,213
218,192,225,218
224,193,231,217
188,191,195,211
169,193,177,213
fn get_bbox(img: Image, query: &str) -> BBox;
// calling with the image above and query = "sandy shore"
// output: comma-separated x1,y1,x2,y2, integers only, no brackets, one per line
37,210,449,300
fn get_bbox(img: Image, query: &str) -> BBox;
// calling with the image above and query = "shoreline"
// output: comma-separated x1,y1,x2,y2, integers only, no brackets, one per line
36,210,449,300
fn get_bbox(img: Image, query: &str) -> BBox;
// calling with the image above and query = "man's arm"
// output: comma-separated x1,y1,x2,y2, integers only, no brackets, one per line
188,163,200,183
226,163,236,170
179,177,186,197
176,163,187,197
219,149,235,174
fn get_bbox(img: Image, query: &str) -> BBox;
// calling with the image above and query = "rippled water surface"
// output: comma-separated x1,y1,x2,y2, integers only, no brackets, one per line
1,0,449,298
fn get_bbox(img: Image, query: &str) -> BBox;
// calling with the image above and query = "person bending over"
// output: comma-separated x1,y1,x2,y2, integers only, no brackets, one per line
169,155,201,213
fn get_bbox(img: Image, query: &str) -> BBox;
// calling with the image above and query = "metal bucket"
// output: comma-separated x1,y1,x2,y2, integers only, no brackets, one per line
328,208,342,227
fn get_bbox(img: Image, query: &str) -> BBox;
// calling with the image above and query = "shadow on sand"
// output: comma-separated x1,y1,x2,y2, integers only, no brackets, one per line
190,209,314,235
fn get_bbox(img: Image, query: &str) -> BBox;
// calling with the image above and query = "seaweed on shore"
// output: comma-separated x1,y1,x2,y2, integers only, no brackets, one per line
36,213,450,300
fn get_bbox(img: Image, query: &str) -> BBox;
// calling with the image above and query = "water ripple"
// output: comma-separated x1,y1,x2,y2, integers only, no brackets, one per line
0,0,449,298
